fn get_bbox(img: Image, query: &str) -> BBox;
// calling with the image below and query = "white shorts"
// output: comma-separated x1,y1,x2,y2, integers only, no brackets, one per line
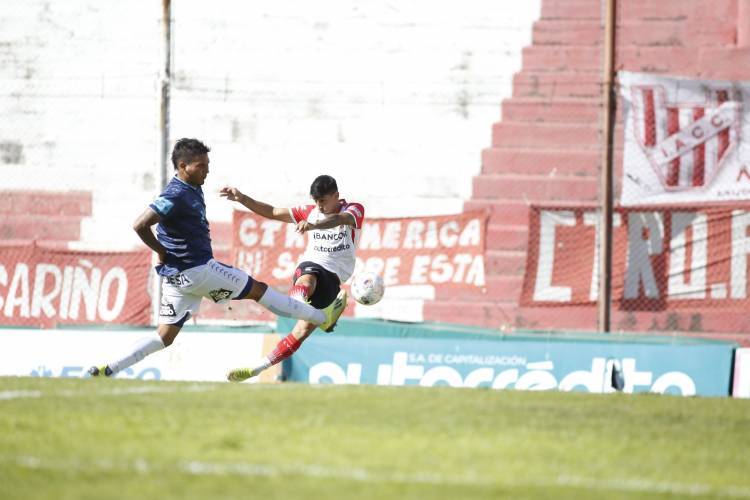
159,259,253,325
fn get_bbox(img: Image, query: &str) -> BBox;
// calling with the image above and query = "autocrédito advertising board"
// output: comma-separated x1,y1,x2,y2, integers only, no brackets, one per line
732,348,750,398
284,335,734,397
0,329,279,383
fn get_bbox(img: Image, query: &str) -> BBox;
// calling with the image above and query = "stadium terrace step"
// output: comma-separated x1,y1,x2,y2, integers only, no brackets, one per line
618,0,736,22
616,47,699,75
541,0,601,20
491,122,604,149
513,72,602,99
0,215,82,241
0,190,92,216
532,19,603,46
465,199,589,227
522,46,699,74
541,0,736,22
481,147,621,177
484,249,526,277
486,224,528,252
521,46,602,72
501,97,601,123
532,19,734,47
471,174,599,201
698,48,750,80
464,199,532,227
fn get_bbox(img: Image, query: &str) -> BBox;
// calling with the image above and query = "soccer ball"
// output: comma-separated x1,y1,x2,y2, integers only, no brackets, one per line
350,272,385,305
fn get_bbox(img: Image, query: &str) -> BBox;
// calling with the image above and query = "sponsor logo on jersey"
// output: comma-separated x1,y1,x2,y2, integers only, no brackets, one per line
152,196,174,215
160,302,177,317
313,231,347,241
209,288,233,302
164,274,191,287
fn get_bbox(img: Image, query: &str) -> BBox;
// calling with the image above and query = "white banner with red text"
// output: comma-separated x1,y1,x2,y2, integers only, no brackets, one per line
0,244,151,327
522,205,750,332
231,210,487,322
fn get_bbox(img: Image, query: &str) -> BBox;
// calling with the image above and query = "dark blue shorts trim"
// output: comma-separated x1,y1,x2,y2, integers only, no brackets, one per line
233,276,255,300
174,311,191,328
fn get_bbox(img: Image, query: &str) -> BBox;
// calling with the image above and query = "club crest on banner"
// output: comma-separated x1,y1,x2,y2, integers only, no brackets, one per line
620,72,750,205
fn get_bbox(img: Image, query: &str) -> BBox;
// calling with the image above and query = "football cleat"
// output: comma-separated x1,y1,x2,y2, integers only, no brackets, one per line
319,290,347,333
88,365,113,377
226,367,262,382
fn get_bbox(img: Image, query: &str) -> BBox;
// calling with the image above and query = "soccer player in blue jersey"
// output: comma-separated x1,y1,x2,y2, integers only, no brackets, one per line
88,138,346,377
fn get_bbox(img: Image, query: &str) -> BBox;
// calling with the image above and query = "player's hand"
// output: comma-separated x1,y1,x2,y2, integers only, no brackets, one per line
157,249,167,265
219,186,244,202
296,220,315,233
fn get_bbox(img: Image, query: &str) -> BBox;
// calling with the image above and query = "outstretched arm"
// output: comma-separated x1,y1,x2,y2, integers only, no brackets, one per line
133,207,168,264
220,186,293,223
296,212,356,233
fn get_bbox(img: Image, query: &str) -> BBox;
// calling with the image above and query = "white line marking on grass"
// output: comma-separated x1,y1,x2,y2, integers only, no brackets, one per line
0,384,216,401
6,455,750,497
181,460,480,486
0,390,42,400
557,475,750,498
90,384,216,396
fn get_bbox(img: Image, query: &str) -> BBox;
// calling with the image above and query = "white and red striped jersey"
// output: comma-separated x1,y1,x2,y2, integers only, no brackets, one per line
289,200,365,282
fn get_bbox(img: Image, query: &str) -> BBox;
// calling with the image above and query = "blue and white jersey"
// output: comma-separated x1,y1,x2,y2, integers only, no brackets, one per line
149,176,213,276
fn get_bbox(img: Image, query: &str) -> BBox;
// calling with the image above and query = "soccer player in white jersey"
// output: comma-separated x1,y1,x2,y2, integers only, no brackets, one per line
220,175,363,382
87,140,345,378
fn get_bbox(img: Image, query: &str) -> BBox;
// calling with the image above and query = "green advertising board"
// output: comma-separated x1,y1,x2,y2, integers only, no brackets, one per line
278,318,735,397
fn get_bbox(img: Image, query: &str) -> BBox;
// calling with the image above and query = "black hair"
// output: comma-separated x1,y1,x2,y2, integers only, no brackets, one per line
171,138,210,169
310,175,338,199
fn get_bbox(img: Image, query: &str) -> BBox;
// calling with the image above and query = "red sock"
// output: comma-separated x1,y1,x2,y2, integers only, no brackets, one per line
289,284,311,302
267,333,302,366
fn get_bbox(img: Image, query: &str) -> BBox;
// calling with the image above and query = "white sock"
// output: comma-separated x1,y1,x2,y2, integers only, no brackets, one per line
252,357,273,373
258,287,325,324
108,331,166,374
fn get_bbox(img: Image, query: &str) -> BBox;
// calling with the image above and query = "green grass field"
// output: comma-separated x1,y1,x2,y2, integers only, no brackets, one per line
1,377,749,499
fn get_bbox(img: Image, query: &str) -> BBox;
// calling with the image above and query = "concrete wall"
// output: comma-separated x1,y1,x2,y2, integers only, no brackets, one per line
0,0,541,248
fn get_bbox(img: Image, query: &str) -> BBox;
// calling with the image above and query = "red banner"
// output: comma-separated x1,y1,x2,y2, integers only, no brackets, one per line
0,244,151,327
231,210,487,290
522,205,750,310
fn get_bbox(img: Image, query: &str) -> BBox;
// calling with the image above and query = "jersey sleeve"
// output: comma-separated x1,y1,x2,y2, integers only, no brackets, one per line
149,191,180,220
289,204,315,224
344,203,365,228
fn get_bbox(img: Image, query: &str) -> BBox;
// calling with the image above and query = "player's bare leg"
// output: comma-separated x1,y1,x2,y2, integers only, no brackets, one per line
228,275,323,382
88,323,181,377
227,320,319,382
